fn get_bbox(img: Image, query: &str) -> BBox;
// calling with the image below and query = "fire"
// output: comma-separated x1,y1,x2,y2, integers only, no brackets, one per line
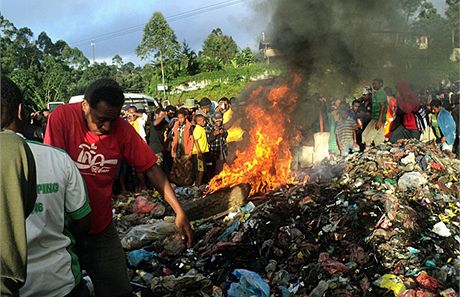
207,74,301,195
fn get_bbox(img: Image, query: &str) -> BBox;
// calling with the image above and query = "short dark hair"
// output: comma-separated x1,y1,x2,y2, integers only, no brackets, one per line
165,105,176,113
373,78,384,84
352,99,360,105
1,75,22,129
127,105,137,111
84,78,124,108
218,97,229,103
194,114,205,121
431,99,442,107
177,108,188,117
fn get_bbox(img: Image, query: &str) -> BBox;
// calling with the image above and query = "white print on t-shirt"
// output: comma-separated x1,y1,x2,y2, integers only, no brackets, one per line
75,143,118,174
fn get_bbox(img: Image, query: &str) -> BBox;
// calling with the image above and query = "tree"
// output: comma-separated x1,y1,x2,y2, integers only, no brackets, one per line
182,40,199,75
446,0,460,48
136,12,182,94
232,47,257,67
400,0,424,20
202,28,238,68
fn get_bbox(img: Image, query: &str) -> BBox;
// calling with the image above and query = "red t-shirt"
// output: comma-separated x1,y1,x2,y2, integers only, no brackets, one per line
44,103,157,234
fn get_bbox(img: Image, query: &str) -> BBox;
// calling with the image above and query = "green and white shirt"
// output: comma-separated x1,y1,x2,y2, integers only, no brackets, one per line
19,139,91,297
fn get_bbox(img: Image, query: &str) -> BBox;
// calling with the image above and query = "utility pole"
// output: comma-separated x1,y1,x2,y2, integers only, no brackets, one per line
91,40,95,64
159,49,166,98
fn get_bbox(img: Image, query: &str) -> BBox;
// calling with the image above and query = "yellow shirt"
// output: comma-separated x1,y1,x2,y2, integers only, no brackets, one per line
223,109,233,125
192,125,209,154
223,109,244,142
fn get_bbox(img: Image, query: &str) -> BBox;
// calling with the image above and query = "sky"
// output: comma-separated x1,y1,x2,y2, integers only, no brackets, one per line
1,0,447,66
1,0,268,65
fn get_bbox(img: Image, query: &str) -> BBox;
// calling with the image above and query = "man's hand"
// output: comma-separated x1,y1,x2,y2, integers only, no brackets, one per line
144,165,193,247
175,211,193,248
441,136,446,143
375,120,383,130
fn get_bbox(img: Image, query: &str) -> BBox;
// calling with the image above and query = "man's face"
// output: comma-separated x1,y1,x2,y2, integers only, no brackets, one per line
372,81,381,90
82,100,121,136
127,108,138,122
215,120,222,127
431,106,441,114
167,110,175,119
177,114,186,124
201,106,211,114
196,117,205,126
42,110,50,119
352,102,360,112
363,93,371,101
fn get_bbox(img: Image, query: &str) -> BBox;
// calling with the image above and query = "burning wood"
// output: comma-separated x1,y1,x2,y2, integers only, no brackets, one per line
182,184,251,221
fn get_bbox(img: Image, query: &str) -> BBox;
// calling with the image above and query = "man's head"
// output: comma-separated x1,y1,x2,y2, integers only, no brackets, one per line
1,75,25,131
194,114,206,127
177,108,188,124
384,87,393,97
372,78,383,91
213,112,223,126
41,108,50,119
82,78,125,136
361,86,372,100
218,97,229,111
165,105,177,119
199,97,212,114
351,99,360,112
127,106,138,122
430,99,442,114
340,108,350,120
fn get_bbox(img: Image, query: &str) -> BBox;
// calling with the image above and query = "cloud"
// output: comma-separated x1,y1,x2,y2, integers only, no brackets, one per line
2,0,269,64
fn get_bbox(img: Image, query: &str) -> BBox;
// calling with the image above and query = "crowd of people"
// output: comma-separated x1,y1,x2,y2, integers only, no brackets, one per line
1,74,459,297
116,95,243,192
314,78,459,158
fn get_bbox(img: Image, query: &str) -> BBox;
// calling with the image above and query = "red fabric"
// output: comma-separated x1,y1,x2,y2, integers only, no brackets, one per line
44,103,157,234
171,120,193,157
397,81,420,130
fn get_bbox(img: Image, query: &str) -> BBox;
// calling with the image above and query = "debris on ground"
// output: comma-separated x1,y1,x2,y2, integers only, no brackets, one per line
113,140,460,296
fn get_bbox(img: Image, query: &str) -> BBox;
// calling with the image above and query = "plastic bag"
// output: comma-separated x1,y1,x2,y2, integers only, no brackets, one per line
127,248,158,266
132,195,156,214
121,222,177,249
375,274,406,297
398,172,427,191
227,269,270,297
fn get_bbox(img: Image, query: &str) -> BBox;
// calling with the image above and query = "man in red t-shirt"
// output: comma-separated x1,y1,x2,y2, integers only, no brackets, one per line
44,79,192,297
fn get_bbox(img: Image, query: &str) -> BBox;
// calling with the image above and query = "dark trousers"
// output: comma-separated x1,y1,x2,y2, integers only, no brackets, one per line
78,223,132,297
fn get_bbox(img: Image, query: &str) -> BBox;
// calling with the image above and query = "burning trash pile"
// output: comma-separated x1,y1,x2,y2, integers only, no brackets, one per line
113,139,460,297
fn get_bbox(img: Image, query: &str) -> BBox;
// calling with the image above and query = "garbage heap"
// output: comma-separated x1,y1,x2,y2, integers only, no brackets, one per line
113,140,460,297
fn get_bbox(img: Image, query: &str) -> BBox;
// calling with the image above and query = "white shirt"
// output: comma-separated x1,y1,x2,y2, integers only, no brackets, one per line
19,139,91,297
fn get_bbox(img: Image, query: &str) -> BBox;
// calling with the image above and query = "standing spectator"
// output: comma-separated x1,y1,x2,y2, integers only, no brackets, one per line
389,81,421,143
149,107,167,168
208,112,228,176
1,76,37,296
335,108,359,157
170,109,194,186
450,95,459,155
198,97,214,123
44,78,192,297
430,99,457,152
126,106,149,190
126,106,148,142
362,78,387,147
358,86,373,131
327,98,341,155
163,105,177,175
191,112,209,187
349,99,364,149
183,98,197,123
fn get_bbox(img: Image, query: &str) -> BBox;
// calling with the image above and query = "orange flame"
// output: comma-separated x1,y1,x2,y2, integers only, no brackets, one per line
207,75,301,195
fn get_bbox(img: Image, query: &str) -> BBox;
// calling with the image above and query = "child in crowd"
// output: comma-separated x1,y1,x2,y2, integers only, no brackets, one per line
170,108,194,186
208,112,228,176
335,108,359,156
192,112,209,186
